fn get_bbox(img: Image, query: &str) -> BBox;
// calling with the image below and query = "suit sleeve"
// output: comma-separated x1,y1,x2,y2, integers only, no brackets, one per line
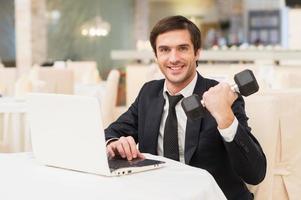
223,95,267,185
104,88,141,144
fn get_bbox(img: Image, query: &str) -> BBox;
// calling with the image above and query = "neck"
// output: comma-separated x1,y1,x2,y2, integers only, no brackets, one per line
167,86,181,95
167,71,196,95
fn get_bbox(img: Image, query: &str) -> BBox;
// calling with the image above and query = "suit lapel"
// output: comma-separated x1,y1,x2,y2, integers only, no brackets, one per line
144,88,165,154
185,73,208,164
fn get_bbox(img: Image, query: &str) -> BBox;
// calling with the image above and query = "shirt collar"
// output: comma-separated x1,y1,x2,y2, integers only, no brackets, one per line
163,72,198,99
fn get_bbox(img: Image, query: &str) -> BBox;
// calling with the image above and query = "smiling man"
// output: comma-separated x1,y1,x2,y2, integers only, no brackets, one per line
105,15,266,200
156,29,197,94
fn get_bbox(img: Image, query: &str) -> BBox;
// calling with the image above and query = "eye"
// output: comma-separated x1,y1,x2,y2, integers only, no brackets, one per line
178,46,189,52
158,47,170,53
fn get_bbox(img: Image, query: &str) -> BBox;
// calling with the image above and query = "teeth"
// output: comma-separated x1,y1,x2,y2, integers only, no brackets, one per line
170,66,182,70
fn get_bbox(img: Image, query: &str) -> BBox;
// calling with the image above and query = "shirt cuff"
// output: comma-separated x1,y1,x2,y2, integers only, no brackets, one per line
218,117,238,142
105,138,118,146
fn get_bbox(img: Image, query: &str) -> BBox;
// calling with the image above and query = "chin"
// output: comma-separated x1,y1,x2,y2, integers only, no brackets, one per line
167,76,186,85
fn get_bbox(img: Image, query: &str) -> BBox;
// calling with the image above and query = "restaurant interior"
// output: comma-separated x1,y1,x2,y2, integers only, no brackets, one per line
1,0,301,199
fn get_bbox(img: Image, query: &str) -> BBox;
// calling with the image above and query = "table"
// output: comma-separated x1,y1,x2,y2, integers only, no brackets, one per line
0,153,226,200
0,98,30,152
0,97,27,113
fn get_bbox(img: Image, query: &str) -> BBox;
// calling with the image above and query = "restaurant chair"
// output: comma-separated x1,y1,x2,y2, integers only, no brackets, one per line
245,94,279,200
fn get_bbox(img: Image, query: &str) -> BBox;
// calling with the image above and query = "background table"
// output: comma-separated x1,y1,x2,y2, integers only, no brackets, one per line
0,98,29,152
0,153,226,200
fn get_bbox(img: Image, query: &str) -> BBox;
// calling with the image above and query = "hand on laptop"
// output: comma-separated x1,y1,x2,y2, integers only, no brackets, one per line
106,136,145,161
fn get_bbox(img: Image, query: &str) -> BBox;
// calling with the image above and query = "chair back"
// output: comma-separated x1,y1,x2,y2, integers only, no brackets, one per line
101,69,120,128
245,94,279,200
66,61,100,84
36,67,74,94
0,68,17,96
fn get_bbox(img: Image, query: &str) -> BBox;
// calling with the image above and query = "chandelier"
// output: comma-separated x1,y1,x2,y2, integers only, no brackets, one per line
80,16,111,37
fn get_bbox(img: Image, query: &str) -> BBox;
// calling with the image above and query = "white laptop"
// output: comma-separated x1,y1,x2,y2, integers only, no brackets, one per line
27,93,165,176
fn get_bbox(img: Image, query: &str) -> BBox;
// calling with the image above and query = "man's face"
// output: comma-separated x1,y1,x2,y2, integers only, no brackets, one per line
155,29,200,92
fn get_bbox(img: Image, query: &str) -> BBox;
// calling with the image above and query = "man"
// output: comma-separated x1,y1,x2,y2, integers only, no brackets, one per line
105,15,266,200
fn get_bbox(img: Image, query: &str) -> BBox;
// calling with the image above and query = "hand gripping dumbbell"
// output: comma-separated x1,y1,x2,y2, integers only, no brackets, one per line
181,69,259,120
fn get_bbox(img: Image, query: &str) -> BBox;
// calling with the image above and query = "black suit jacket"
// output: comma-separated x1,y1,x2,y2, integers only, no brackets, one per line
105,73,266,200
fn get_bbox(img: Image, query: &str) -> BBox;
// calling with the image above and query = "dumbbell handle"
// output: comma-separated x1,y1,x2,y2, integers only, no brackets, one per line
200,83,239,107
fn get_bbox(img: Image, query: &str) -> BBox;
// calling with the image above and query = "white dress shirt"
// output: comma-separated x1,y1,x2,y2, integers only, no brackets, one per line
157,73,238,163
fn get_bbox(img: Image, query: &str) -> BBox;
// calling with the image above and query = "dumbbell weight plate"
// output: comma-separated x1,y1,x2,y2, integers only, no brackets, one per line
181,94,206,120
234,69,259,96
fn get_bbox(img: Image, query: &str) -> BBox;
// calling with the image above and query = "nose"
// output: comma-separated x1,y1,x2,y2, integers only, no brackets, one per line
168,49,180,64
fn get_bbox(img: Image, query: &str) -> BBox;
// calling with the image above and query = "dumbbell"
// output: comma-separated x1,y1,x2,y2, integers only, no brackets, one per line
181,69,259,120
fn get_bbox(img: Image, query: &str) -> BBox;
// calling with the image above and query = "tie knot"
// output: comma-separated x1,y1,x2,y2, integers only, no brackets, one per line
166,93,183,108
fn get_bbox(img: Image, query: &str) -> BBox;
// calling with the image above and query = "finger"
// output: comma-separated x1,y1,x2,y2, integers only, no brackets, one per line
220,82,229,88
106,145,115,159
119,137,133,160
202,91,208,100
122,143,133,161
136,149,145,159
116,141,126,158
107,142,116,153
211,83,222,92
202,91,209,106
127,137,138,158
200,99,205,107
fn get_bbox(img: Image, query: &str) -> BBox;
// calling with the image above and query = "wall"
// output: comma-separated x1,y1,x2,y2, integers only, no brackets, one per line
287,8,301,49
32,0,47,65
148,0,246,47
244,0,284,10
243,0,286,45
149,0,218,29
0,0,15,65
47,0,135,77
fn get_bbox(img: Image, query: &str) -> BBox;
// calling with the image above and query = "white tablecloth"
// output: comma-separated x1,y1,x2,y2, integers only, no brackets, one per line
0,97,27,113
0,153,226,200
0,98,30,152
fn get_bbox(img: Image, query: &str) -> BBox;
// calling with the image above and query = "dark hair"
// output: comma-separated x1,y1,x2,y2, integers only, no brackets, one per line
150,15,201,56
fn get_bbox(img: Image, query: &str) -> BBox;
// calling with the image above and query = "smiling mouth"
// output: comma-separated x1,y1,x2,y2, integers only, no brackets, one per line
168,65,184,71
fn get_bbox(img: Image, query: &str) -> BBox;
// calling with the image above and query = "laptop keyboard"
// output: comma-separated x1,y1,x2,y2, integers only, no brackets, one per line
108,156,165,172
